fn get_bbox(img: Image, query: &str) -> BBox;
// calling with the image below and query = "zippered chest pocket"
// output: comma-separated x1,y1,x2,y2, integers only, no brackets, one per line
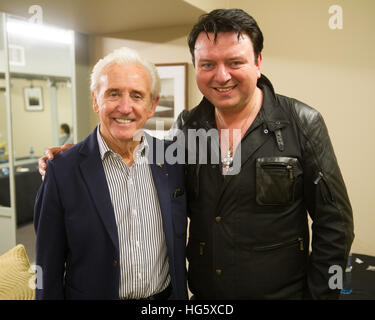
256,157,303,206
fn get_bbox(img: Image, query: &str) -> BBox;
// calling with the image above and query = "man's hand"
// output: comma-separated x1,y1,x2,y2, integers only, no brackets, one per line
38,143,74,181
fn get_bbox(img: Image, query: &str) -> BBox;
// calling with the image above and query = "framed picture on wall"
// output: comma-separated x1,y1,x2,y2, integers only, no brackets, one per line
24,87,43,111
144,63,187,139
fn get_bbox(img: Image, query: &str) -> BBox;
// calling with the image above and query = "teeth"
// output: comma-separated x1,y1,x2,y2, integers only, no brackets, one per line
216,87,233,92
115,119,132,124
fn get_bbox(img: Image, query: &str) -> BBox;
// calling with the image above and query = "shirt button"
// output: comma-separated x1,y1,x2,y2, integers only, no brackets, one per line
216,269,222,276
132,209,137,216
136,240,140,248
113,259,118,267
215,216,222,223
138,273,142,280
128,178,133,185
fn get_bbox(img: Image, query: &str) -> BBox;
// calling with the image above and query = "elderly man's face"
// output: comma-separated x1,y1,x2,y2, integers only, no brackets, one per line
194,32,261,113
93,63,158,145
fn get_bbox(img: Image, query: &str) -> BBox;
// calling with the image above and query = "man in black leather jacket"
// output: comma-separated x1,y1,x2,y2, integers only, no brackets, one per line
175,8,354,299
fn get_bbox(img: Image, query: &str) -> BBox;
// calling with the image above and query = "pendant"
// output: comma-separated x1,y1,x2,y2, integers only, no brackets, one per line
222,149,233,174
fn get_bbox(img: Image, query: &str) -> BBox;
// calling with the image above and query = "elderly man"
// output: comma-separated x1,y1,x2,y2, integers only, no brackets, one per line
34,47,187,300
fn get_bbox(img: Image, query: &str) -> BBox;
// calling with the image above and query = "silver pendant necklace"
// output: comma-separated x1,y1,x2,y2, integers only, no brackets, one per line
222,147,234,174
216,89,262,175
216,111,251,175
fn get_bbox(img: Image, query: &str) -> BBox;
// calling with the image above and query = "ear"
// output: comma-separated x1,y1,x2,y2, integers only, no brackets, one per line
256,53,262,79
92,92,99,113
147,96,160,119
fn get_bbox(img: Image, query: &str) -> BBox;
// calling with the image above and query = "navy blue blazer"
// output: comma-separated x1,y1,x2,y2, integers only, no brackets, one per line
34,127,188,300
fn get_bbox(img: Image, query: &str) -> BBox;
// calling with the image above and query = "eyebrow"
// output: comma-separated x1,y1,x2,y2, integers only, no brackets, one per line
197,58,214,63
228,56,246,61
198,55,247,62
104,87,147,97
134,89,144,95
104,88,120,94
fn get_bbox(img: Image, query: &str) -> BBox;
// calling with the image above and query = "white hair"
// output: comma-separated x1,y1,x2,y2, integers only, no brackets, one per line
90,47,161,101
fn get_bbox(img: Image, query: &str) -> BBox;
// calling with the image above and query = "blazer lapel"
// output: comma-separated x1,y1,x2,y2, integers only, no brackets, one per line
149,163,174,249
78,128,119,253
146,134,175,266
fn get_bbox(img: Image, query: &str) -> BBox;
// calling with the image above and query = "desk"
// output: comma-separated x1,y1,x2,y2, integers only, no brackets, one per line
0,159,42,226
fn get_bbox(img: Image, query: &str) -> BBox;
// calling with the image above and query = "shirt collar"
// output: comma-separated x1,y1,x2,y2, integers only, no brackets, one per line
96,125,149,161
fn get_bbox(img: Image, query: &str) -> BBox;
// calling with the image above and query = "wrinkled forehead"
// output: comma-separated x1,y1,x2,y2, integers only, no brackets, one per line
98,62,151,92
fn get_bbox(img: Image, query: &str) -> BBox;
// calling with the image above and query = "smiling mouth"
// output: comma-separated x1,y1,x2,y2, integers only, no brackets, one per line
215,86,236,92
114,118,134,124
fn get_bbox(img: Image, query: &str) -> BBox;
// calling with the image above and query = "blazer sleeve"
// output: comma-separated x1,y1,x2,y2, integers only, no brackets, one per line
300,108,354,299
34,161,67,299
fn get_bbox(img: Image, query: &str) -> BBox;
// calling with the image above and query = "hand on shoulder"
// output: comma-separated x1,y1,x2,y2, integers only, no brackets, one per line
38,143,74,180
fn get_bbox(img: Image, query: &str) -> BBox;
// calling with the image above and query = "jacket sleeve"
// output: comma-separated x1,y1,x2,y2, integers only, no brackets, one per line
293,101,354,299
34,161,67,299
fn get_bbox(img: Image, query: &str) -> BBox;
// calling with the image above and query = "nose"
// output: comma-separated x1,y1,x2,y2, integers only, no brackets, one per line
214,64,231,83
117,94,132,113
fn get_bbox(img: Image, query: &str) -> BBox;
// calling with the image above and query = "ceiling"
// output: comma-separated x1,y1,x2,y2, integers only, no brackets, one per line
0,0,206,35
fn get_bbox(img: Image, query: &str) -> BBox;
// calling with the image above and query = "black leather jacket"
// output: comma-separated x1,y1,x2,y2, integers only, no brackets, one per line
175,75,354,299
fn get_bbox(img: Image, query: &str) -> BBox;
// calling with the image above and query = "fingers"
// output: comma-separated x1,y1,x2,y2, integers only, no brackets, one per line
44,148,56,160
38,156,48,179
44,146,65,160
62,143,74,152
38,144,74,179
38,166,45,181
38,157,47,170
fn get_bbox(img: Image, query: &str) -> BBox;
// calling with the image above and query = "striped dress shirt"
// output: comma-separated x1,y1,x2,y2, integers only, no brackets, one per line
97,128,170,299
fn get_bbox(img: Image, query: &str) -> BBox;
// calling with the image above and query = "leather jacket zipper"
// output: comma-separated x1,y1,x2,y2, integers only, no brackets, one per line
261,163,294,180
199,242,206,255
254,237,304,252
314,171,334,202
